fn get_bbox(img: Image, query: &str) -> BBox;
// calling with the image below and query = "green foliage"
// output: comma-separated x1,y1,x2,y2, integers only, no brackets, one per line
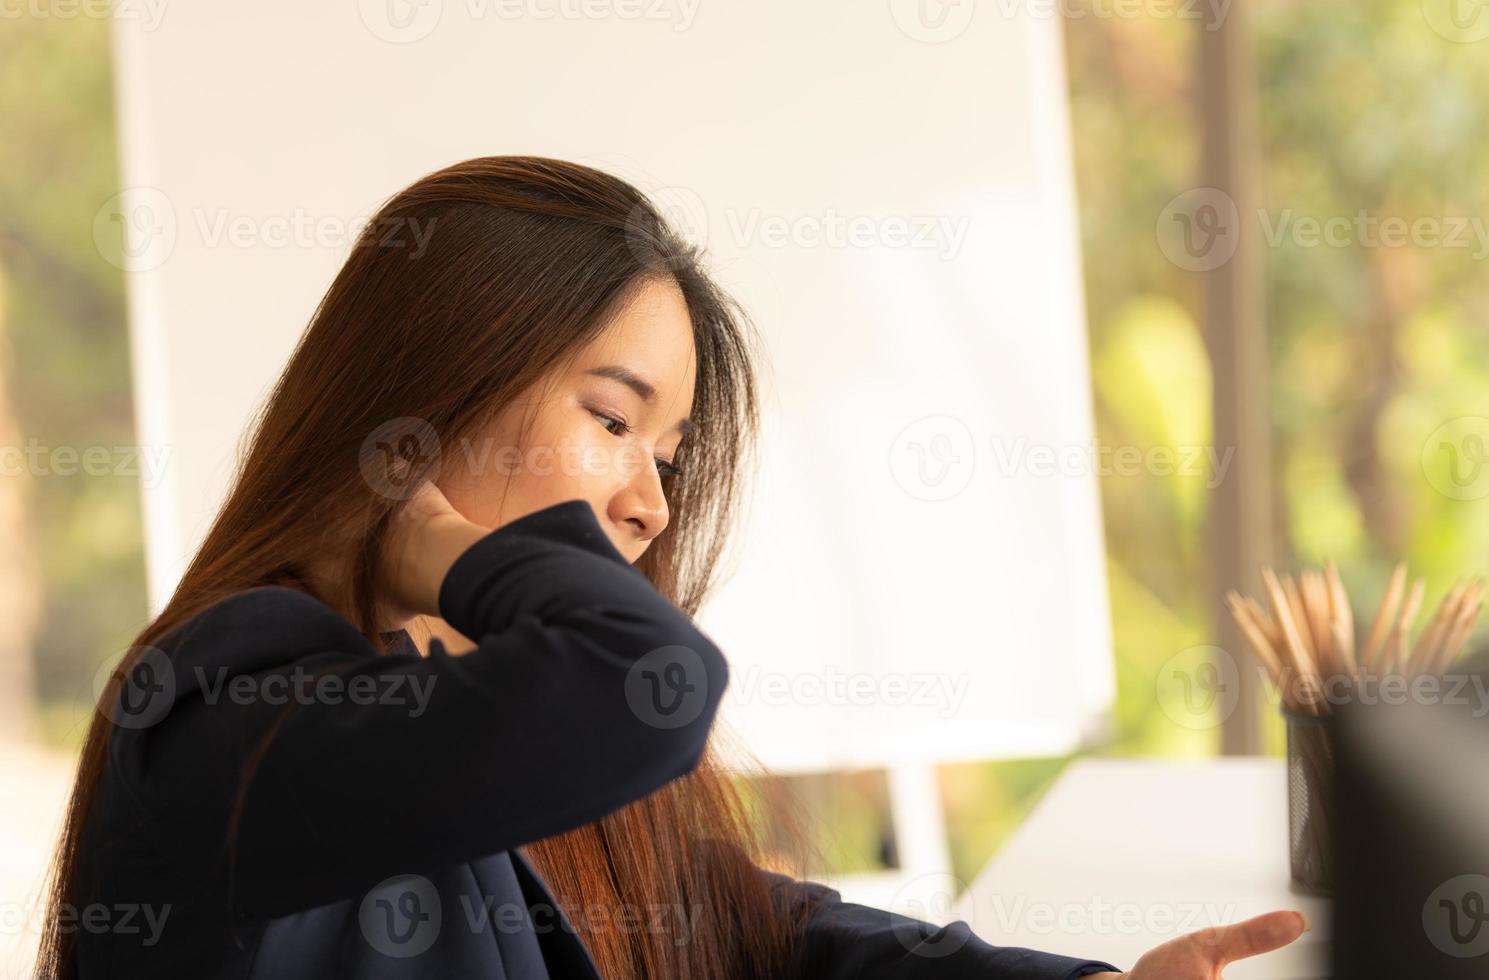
1067,0,1489,767
0,12,147,719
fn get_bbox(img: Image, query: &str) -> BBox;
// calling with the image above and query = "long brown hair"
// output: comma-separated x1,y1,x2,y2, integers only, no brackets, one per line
40,156,819,978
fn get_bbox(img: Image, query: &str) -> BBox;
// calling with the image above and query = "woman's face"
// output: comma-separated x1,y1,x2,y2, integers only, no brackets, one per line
438,277,696,566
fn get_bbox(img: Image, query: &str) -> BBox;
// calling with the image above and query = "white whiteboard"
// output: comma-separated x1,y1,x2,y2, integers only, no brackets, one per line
111,0,1115,775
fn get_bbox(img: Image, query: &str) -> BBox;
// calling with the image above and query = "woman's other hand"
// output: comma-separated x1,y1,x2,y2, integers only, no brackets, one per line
381,478,491,623
1084,909,1309,979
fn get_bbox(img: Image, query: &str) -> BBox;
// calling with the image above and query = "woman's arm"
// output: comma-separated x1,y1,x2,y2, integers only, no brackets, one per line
129,497,728,920
684,835,1119,979
756,862,1306,979
758,866,1122,979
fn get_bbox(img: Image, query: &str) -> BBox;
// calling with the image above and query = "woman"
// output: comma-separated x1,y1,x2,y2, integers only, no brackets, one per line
40,156,1305,978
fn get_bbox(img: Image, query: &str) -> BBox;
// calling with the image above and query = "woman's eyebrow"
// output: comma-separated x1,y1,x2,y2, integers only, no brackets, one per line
585,364,694,436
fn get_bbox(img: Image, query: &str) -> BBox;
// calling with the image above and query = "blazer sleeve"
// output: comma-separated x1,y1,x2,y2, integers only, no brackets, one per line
128,498,729,920
761,867,1123,979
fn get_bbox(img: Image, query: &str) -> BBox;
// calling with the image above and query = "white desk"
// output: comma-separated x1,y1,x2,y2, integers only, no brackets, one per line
953,758,1331,979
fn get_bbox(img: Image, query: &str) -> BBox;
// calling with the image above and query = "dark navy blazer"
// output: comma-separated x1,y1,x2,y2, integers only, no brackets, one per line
75,498,1120,978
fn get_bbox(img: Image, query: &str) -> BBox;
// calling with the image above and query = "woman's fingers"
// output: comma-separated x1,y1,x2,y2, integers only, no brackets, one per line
1190,910,1309,964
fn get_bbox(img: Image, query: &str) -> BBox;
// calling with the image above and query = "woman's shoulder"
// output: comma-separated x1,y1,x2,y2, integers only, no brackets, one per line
85,586,387,886
153,584,376,671
95,586,385,741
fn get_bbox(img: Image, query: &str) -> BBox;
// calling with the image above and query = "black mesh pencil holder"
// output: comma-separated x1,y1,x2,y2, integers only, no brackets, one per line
1284,706,1335,896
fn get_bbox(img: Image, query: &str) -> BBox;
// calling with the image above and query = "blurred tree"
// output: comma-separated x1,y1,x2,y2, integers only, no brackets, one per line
0,11,145,738
1056,0,1489,764
0,263,43,740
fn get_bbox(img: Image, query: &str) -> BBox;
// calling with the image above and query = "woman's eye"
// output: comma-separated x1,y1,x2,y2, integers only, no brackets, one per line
590,409,682,478
590,409,629,436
